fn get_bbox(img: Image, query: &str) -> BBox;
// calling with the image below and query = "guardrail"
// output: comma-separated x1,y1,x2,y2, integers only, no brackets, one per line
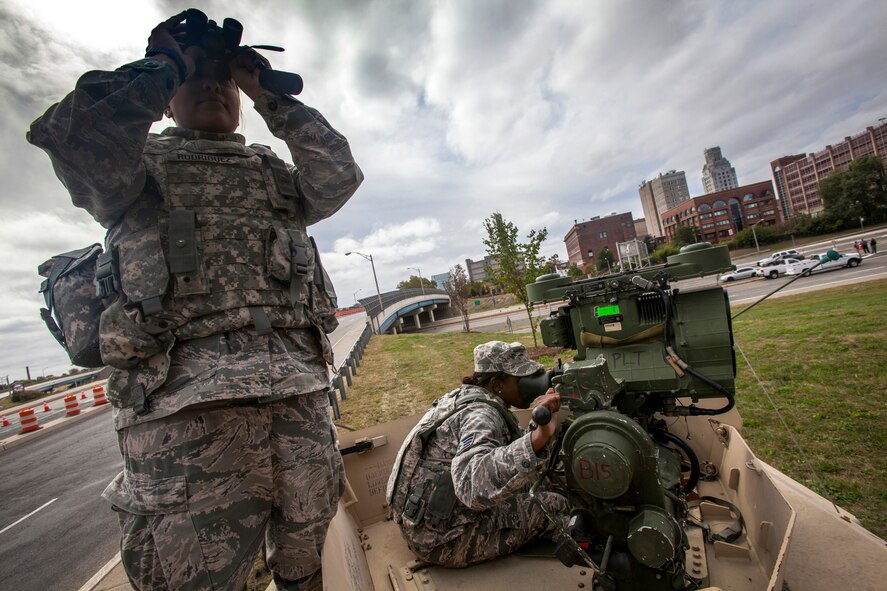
327,322,373,419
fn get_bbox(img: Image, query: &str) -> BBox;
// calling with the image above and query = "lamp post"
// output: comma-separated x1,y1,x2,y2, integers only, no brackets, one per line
751,222,761,253
346,251,384,333
407,266,426,296
352,288,362,307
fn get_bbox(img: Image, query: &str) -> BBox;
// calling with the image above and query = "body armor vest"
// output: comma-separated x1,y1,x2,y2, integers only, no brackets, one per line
100,128,337,368
386,385,524,531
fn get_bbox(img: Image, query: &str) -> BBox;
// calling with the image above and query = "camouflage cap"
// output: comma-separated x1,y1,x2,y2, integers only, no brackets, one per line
473,341,543,377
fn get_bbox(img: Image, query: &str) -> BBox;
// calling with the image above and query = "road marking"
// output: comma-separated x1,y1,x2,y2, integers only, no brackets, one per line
77,552,122,591
0,497,58,535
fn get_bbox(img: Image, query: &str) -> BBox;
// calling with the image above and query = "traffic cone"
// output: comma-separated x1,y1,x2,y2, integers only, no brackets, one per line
43,400,51,412
80,392,87,400
1,416,9,427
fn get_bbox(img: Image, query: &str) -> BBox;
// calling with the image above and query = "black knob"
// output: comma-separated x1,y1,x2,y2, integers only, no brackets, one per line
532,405,552,426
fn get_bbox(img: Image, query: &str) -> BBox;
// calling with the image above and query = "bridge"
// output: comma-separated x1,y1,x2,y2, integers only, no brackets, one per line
358,288,452,334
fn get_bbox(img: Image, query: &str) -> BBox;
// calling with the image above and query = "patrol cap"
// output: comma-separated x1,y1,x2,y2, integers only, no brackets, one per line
473,341,543,377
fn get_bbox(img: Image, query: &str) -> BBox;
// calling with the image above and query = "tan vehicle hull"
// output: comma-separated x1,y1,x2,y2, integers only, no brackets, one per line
320,408,886,591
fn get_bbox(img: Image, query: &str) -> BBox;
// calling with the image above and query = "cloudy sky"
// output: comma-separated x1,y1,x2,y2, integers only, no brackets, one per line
1,0,885,381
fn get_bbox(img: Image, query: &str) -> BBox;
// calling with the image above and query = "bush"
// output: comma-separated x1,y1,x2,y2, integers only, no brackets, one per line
730,226,778,249
650,243,681,264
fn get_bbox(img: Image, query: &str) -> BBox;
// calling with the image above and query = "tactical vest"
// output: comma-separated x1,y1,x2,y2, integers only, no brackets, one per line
386,385,524,532
99,128,338,370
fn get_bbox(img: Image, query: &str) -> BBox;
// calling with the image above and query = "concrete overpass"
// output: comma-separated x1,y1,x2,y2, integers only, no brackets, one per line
358,288,452,334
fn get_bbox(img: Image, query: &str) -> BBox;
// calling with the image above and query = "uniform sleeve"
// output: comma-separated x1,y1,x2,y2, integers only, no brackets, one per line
253,93,363,226
26,59,180,227
449,405,549,510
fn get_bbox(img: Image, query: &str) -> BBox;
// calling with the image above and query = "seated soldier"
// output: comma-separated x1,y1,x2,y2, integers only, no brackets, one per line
386,340,569,567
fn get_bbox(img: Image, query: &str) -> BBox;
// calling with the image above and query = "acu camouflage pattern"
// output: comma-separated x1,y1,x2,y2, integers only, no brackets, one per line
473,341,544,377
103,390,344,591
27,57,363,430
387,385,569,568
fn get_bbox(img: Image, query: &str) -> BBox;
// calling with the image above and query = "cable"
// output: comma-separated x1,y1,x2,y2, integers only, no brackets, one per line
651,428,700,494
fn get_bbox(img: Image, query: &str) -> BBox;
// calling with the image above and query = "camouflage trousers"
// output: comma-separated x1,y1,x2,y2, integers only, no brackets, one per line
403,491,570,568
102,390,344,591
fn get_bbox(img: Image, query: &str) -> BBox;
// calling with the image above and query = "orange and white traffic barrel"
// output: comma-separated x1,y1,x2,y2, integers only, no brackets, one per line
19,408,40,433
64,394,80,417
92,385,109,406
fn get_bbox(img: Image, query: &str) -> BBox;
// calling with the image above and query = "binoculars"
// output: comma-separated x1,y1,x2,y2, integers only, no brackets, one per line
181,8,303,95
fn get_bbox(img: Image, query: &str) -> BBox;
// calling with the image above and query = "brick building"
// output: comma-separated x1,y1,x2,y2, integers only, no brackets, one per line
770,121,887,217
638,170,690,238
660,181,780,243
564,212,637,266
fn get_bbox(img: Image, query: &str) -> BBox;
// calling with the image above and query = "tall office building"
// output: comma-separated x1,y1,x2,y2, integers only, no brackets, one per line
637,170,690,238
769,121,887,217
701,147,739,194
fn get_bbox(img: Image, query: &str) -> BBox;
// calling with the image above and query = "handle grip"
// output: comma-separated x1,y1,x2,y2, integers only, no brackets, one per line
532,405,552,426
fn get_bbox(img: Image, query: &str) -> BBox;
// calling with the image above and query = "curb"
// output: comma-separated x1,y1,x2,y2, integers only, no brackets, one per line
0,399,113,454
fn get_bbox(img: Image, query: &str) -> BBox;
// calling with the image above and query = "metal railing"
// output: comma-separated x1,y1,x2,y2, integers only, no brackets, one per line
326,322,374,419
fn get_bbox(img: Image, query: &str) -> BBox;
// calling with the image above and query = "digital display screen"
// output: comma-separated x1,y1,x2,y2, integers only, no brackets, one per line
595,305,621,317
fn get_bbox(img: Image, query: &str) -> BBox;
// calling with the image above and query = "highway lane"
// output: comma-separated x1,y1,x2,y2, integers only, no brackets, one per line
0,410,120,591
0,317,370,591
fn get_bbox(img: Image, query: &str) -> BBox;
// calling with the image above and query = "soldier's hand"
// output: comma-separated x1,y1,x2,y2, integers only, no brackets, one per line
230,47,270,101
147,12,195,79
530,389,560,455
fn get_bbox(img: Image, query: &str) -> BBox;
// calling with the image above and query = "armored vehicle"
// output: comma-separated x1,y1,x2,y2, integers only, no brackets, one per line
318,243,886,591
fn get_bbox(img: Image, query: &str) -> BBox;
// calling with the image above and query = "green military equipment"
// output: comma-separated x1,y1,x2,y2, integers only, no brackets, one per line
526,243,737,589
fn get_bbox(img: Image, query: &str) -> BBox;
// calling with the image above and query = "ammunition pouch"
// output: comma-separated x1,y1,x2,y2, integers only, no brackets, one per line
401,463,458,532
38,243,114,368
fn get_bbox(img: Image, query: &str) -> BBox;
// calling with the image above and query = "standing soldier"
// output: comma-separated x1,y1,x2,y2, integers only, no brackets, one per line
27,11,362,591
387,341,569,567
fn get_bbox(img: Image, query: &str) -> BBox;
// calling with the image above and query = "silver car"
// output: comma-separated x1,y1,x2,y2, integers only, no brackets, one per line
718,267,758,282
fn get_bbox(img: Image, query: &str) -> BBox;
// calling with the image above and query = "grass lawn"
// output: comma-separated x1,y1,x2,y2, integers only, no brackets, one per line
337,279,887,539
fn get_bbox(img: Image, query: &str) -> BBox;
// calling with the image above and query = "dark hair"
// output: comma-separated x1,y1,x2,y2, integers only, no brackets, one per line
462,371,506,390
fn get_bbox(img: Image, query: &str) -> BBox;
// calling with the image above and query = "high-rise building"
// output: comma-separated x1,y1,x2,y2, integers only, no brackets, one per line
769,121,887,217
660,181,780,243
701,147,739,194
564,212,637,266
638,170,690,238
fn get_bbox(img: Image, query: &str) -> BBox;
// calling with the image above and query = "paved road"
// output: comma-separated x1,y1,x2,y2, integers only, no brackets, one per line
0,410,120,591
0,317,370,591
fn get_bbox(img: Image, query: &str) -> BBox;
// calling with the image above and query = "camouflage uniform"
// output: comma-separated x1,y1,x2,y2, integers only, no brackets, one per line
386,342,570,568
28,56,362,590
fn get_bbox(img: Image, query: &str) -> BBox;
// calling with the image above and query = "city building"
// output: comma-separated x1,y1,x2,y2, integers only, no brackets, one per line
769,121,887,217
464,256,499,283
633,217,648,239
770,154,806,220
638,170,691,238
431,272,450,289
660,180,779,243
564,212,637,266
701,147,739,194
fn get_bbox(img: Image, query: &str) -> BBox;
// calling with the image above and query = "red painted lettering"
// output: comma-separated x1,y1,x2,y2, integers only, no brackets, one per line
578,459,614,480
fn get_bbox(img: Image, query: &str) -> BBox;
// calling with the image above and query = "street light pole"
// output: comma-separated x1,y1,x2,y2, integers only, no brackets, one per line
352,288,362,307
751,222,761,253
407,266,426,296
346,251,385,333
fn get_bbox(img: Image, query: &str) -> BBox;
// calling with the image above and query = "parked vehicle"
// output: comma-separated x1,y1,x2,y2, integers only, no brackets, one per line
754,258,802,278
757,249,802,266
718,266,757,282
785,251,861,275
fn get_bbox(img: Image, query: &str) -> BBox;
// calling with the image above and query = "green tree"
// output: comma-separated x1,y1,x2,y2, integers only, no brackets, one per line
820,156,887,226
567,262,585,279
596,247,615,273
396,275,437,290
444,264,471,332
482,212,553,346
671,224,699,246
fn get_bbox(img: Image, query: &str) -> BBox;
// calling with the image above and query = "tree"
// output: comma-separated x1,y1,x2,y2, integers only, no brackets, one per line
671,224,699,246
445,264,472,332
567,263,584,279
596,247,615,273
820,156,887,226
482,212,553,347
396,275,437,290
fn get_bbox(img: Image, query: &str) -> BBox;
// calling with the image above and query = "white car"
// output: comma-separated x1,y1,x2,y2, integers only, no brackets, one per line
718,267,758,282
785,252,861,276
754,258,802,279
757,249,802,267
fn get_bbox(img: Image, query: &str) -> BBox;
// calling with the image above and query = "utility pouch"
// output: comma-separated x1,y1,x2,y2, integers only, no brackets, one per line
424,470,458,531
309,236,339,333
38,243,110,368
